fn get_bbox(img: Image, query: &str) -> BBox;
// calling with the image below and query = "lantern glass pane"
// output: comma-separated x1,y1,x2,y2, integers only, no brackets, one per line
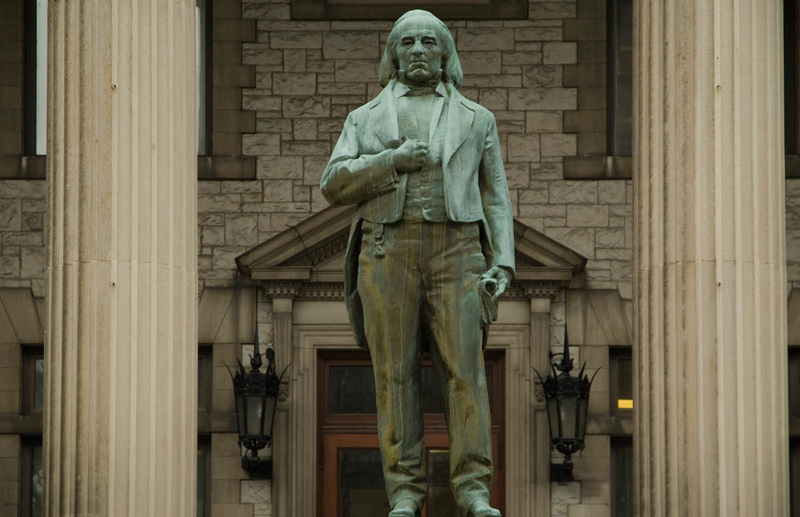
236,395,245,438
246,394,265,435
263,395,278,439
547,397,560,440
577,398,588,441
559,398,578,440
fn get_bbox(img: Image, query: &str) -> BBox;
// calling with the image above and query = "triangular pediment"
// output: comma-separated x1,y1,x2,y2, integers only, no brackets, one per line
236,205,587,286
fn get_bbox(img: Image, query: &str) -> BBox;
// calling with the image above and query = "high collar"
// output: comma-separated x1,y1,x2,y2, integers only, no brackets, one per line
393,74,448,98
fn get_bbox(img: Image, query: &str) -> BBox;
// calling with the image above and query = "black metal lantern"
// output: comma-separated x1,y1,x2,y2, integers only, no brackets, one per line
535,331,599,481
231,342,284,478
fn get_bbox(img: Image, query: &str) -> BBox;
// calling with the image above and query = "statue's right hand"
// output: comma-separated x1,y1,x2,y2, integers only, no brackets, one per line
392,138,428,173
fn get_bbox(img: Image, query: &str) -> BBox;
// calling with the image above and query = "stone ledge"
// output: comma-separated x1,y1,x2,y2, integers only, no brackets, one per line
563,155,631,180
0,156,45,180
199,155,257,180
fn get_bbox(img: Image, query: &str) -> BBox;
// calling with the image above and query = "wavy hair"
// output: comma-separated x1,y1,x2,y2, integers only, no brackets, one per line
378,10,463,89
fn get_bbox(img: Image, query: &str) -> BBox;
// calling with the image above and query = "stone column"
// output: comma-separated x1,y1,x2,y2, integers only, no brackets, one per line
44,0,197,515
634,1,788,516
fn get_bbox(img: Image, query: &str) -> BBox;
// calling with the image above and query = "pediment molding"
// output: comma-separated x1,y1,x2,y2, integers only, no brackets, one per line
236,205,587,299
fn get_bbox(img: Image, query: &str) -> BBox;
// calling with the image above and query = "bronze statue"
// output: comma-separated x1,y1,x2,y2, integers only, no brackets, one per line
320,10,515,517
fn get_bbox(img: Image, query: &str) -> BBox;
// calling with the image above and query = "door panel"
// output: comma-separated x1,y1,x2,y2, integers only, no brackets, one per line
319,351,505,517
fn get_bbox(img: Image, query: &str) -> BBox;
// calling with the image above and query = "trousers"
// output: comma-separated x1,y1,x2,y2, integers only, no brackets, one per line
357,220,494,516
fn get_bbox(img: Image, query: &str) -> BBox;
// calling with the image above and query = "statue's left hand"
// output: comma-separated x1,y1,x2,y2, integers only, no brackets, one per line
480,266,513,300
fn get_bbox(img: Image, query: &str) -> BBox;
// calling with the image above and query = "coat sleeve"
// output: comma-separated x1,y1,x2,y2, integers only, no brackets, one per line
479,113,516,278
320,111,400,207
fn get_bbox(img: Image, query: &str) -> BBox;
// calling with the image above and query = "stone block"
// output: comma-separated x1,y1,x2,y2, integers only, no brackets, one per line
241,44,282,67
281,140,330,156
0,181,45,199
505,163,530,188
211,479,241,503
210,503,254,517
242,134,280,156
0,199,20,231
293,119,318,141
212,246,249,272
521,65,561,89
611,260,632,281
3,232,40,246
461,74,521,88
253,503,272,517
199,195,242,213
509,88,576,111
459,51,502,75
503,50,543,66
515,27,562,41
303,156,330,185
568,504,610,517
507,134,540,163
519,188,549,204
596,228,625,249
542,134,577,157
526,111,562,133
283,96,331,118
567,205,608,227
550,181,597,204
456,28,515,51
580,481,610,505
323,31,380,59
241,479,271,503
263,180,294,202
551,481,581,505
19,247,43,279
597,183,625,205
0,435,19,457
243,2,288,20
543,42,578,65
0,391,18,413
477,88,507,110
564,110,605,133
273,73,316,96
202,226,226,246
530,2,577,20
582,434,610,458
577,133,606,156
545,227,595,259
270,31,321,49
257,157,304,179
334,59,378,83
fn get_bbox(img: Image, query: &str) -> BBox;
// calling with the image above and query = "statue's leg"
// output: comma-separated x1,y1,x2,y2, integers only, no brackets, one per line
422,222,498,517
357,221,427,514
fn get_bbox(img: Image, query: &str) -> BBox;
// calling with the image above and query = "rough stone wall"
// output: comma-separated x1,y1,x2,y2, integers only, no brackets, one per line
197,0,636,300
787,179,800,291
0,180,45,297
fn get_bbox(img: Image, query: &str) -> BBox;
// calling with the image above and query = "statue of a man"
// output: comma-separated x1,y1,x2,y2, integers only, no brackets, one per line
320,9,514,517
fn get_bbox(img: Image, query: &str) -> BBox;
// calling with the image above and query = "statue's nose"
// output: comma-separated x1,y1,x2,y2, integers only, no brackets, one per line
411,40,425,55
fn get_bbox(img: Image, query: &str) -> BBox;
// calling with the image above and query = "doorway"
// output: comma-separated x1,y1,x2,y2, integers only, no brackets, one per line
317,350,505,517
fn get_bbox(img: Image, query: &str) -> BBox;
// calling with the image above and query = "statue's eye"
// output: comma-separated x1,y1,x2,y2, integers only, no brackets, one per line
401,38,414,47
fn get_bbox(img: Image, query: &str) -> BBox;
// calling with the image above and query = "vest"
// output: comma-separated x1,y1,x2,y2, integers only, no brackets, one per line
397,93,447,223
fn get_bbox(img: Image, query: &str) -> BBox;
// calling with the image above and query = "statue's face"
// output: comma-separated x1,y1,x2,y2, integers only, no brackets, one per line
394,17,443,85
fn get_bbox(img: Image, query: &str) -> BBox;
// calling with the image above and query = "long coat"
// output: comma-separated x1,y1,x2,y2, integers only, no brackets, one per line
320,79,516,349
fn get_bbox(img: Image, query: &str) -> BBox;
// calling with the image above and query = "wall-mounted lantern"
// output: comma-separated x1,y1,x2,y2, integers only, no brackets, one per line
536,331,599,482
231,341,285,478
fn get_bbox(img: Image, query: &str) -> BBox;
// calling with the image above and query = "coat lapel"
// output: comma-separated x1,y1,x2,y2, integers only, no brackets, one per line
443,89,475,172
369,84,400,149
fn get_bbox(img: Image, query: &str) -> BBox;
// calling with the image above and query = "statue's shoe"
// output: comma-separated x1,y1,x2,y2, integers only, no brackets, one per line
389,499,419,517
468,501,502,517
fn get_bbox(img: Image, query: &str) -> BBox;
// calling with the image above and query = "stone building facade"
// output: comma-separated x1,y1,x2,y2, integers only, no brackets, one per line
0,0,796,516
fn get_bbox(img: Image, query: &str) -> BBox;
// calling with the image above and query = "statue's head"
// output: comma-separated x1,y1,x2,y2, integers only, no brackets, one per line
379,10,463,89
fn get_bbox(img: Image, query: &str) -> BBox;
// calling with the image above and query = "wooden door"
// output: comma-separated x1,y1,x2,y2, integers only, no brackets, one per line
318,351,505,517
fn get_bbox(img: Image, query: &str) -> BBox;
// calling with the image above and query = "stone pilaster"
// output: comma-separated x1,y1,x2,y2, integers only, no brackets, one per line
44,0,197,515
634,1,788,515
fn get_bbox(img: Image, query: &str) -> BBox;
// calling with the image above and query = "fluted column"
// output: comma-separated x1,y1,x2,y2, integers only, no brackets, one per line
633,1,788,516
44,0,198,515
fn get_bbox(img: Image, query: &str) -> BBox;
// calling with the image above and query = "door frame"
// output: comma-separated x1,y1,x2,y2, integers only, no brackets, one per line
273,305,549,517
